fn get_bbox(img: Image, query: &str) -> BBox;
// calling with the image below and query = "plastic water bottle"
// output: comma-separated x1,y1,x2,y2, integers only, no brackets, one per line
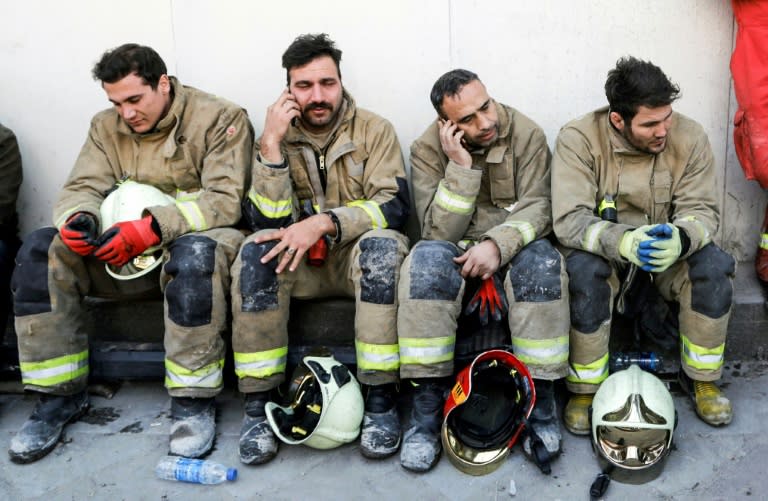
155,456,237,484
609,351,662,373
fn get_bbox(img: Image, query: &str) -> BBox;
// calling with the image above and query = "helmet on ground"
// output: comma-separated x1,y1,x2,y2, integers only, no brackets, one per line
591,364,676,483
99,180,174,280
265,354,363,450
441,349,536,475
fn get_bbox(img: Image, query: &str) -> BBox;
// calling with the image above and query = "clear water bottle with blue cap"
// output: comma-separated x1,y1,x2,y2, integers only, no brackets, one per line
155,456,237,484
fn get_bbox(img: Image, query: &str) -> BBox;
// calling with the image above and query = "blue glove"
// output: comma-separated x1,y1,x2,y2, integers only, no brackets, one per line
618,225,657,267
637,224,682,273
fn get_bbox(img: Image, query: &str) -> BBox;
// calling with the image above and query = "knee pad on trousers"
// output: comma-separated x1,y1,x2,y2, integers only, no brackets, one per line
358,236,398,305
566,251,612,333
164,234,216,327
507,239,562,302
687,244,735,319
239,240,279,313
407,240,462,301
12,227,57,317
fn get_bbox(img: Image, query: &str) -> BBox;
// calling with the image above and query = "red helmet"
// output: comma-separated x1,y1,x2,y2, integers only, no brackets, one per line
441,349,536,475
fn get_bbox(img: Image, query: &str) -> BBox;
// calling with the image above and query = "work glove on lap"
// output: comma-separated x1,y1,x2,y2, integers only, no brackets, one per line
637,223,682,273
94,215,160,267
618,224,657,268
464,274,508,325
60,212,99,256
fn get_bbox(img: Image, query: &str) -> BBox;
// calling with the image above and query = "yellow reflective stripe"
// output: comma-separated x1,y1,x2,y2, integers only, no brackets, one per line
677,216,711,246
434,183,475,215
165,358,224,389
176,200,208,231
400,335,455,365
680,334,724,370
583,220,610,252
355,340,399,371
512,335,569,366
761,233,768,250
500,221,536,246
566,353,609,384
347,199,387,229
233,347,288,379
248,187,292,219
20,350,89,387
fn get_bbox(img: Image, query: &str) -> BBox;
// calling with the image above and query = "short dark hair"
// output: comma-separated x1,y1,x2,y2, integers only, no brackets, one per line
430,69,480,118
605,56,680,123
282,33,342,85
92,43,167,89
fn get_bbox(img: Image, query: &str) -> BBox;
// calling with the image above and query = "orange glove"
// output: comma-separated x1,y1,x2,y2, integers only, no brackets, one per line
464,274,509,325
94,215,160,267
60,212,99,256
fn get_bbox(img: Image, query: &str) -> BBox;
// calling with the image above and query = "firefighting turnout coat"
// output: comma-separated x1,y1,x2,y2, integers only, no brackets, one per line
54,77,250,240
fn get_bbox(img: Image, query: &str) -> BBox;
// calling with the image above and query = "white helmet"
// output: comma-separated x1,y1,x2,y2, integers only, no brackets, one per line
265,355,363,450
591,364,676,483
99,180,174,280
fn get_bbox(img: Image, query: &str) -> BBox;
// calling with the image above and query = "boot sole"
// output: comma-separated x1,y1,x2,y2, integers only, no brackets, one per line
360,438,401,459
9,402,90,464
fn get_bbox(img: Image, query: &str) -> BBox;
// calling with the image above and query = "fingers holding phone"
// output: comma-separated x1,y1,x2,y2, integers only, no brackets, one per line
438,118,472,168
261,89,302,163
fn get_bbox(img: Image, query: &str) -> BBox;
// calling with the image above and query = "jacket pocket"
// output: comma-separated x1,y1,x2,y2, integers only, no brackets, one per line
652,168,672,222
489,152,516,208
342,150,367,200
168,145,201,191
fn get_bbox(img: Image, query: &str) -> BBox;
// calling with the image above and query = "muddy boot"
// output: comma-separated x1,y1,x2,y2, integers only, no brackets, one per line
239,391,278,465
169,396,216,458
679,371,732,426
564,393,593,435
360,383,400,458
523,379,562,461
400,379,446,473
9,390,89,464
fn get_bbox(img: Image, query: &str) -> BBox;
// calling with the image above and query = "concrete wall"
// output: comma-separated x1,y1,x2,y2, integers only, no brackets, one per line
1,0,762,260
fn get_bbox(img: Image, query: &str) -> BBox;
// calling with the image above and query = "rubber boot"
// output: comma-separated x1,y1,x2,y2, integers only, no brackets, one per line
679,371,732,426
523,379,562,460
563,393,593,435
360,383,401,458
8,390,89,464
400,379,447,473
169,396,216,458
239,391,279,465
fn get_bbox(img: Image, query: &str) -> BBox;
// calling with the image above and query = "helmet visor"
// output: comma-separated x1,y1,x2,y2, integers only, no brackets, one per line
595,393,672,469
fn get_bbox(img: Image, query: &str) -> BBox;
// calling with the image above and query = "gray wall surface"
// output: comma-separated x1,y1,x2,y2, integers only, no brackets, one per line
1,0,763,260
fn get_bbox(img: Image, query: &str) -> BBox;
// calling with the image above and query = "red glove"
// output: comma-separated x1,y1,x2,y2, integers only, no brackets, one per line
464,274,509,325
94,215,160,267
60,212,99,256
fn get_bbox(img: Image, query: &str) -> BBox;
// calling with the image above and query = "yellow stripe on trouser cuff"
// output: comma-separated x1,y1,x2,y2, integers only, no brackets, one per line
176,200,208,231
165,358,224,389
680,334,724,371
566,353,609,384
400,336,455,365
355,340,399,371
348,200,388,229
501,221,536,246
512,336,568,366
248,187,292,219
761,233,768,250
20,350,89,387
434,183,475,215
234,347,288,379
583,221,610,253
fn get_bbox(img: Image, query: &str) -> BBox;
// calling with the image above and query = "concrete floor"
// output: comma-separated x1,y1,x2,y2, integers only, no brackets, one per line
1,359,766,501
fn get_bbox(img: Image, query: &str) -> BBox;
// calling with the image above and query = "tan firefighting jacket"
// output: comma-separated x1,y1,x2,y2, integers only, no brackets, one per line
53,77,252,242
552,106,718,261
244,91,409,245
410,102,552,265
